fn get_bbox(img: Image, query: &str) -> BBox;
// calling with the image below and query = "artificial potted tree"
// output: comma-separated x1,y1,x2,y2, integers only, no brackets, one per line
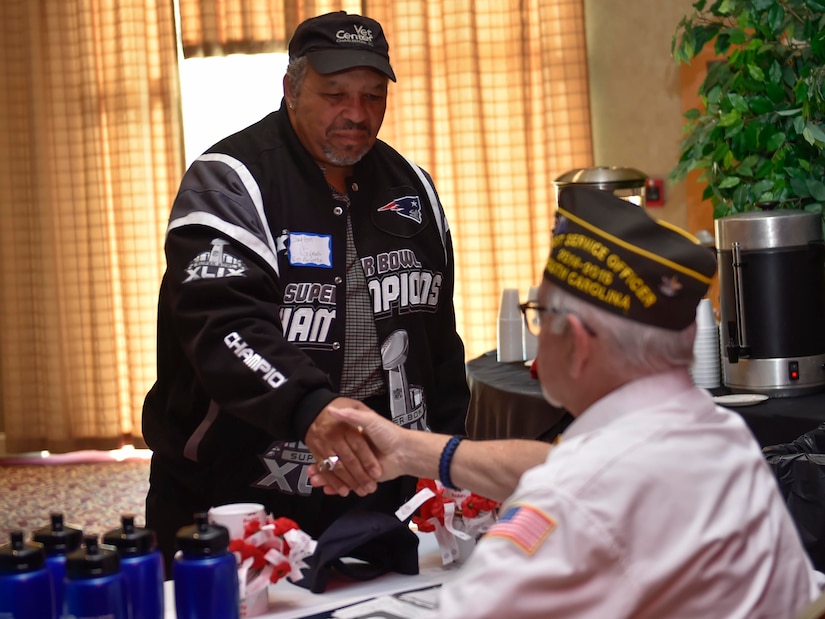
670,0,825,219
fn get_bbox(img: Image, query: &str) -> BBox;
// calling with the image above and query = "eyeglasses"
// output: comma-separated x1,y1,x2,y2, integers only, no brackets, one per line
519,301,597,337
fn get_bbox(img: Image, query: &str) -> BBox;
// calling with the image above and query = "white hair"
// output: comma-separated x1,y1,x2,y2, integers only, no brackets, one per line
545,285,697,380
286,56,309,97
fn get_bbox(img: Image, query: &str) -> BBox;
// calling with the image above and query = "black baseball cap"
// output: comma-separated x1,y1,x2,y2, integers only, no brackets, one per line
293,510,419,593
288,11,396,82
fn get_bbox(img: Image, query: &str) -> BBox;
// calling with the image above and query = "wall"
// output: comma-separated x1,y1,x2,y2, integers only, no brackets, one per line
584,0,699,231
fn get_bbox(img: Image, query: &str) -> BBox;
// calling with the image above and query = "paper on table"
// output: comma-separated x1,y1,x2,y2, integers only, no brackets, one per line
325,585,442,618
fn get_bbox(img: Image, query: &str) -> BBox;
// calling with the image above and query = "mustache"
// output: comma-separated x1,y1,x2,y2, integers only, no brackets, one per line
327,120,369,134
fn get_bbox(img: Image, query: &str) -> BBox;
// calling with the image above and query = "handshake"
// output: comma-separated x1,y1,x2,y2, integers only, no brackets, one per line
306,403,549,507
305,404,423,498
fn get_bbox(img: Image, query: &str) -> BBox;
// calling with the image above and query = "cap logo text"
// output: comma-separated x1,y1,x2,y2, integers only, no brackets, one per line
337,25,374,47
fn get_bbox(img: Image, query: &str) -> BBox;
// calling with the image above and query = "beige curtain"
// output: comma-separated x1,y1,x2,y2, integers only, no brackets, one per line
0,0,183,453
178,0,365,56
179,3,592,357
0,0,590,453
371,0,593,358
178,0,288,56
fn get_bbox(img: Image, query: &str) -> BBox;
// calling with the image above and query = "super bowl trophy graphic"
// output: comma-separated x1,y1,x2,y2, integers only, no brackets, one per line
381,330,427,430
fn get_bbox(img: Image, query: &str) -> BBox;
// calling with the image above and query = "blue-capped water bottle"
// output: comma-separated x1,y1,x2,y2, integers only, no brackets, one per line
0,530,55,619
173,512,240,619
32,512,83,619
63,534,129,619
103,514,164,619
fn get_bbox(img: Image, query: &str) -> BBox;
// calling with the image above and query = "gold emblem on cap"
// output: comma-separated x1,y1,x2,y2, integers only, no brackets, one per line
659,275,683,297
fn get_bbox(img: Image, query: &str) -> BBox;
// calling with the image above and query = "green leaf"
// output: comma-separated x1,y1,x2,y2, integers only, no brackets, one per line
741,154,760,168
755,159,774,179
703,185,715,201
728,93,749,112
732,122,757,156
715,33,732,55
719,176,741,188
684,108,701,120
805,0,825,12
803,125,825,146
749,96,774,114
794,81,810,101
719,111,741,127
727,28,747,45
732,184,750,211
768,60,782,85
777,107,803,116
766,131,786,151
718,0,735,14
791,177,811,197
712,141,731,162
752,180,775,196
747,64,766,81
724,119,745,139
752,0,776,11
691,24,722,56
713,202,731,218
782,65,797,88
803,203,823,216
812,30,825,60
805,122,825,143
766,82,787,102
766,4,785,35
809,179,825,202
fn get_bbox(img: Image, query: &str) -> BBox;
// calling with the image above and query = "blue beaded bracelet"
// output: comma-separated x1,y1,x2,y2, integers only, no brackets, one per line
439,435,465,490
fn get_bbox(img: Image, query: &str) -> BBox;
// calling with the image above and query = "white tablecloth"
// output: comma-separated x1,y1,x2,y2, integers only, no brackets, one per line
163,531,458,618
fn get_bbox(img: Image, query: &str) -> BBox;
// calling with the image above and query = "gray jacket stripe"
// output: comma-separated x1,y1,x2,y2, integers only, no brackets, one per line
169,152,280,276
168,212,280,276
183,400,220,462
403,156,449,263
197,153,277,250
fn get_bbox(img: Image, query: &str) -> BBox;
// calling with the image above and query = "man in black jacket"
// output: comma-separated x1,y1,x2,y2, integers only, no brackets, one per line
142,11,469,572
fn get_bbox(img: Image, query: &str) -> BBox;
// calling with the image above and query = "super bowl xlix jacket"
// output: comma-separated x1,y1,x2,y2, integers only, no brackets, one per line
142,101,469,532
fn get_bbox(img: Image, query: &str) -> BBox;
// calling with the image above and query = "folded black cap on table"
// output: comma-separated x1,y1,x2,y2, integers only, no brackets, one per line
294,510,419,593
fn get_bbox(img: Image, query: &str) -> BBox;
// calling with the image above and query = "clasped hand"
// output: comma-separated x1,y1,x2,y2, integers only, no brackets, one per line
305,400,404,497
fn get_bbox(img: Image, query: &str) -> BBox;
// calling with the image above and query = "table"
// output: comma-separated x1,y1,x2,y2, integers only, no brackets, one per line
465,351,574,442
163,532,454,618
465,350,825,447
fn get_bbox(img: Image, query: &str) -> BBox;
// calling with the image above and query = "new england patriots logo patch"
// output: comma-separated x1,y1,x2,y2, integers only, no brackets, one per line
377,196,422,224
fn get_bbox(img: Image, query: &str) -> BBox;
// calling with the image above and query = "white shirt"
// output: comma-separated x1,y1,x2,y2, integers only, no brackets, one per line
439,369,823,618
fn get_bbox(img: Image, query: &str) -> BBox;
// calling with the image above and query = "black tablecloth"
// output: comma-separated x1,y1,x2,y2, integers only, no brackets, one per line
465,351,825,447
465,351,574,442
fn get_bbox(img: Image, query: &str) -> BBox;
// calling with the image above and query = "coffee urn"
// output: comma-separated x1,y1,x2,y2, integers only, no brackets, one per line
553,167,647,206
715,209,825,396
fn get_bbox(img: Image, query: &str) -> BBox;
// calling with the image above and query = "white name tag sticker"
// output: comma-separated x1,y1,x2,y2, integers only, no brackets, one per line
288,233,332,268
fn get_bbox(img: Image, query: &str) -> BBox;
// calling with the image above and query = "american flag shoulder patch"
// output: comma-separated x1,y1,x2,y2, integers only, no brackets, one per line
486,504,556,554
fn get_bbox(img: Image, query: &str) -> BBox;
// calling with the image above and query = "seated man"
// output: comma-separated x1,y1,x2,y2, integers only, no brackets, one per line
310,185,825,618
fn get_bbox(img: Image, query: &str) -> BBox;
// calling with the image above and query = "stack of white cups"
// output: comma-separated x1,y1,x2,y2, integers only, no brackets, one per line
497,288,524,362
690,298,721,389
